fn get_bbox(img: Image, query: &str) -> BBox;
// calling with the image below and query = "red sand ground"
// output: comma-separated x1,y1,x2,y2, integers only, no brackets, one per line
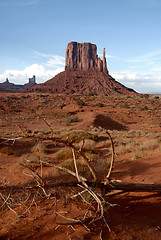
0,92,161,239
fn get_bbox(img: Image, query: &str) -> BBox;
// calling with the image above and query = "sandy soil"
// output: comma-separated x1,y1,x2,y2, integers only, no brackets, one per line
0,92,161,239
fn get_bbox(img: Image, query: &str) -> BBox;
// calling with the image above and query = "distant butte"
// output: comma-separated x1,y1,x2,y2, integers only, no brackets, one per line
0,76,36,92
30,42,136,95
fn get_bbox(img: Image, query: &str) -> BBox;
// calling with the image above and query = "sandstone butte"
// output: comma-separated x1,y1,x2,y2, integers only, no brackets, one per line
27,42,136,96
0,76,36,92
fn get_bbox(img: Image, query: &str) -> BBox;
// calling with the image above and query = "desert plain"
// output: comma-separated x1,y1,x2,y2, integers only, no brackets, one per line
0,92,161,239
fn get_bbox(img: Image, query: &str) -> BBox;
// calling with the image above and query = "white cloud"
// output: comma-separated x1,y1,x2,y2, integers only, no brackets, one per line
0,50,65,85
108,48,161,92
151,66,161,73
98,53,117,60
0,64,64,85
111,71,161,93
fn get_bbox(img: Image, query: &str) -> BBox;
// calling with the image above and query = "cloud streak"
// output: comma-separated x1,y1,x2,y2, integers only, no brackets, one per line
126,49,161,64
31,50,65,67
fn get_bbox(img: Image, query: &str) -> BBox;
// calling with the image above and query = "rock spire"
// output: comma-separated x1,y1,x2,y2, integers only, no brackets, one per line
65,42,108,74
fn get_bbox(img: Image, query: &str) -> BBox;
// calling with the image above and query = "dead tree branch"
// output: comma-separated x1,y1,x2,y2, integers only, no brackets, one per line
2,180,161,193
72,148,81,182
106,131,115,179
20,163,46,186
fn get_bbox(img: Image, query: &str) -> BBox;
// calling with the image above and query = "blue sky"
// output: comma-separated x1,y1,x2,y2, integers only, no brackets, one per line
0,0,161,93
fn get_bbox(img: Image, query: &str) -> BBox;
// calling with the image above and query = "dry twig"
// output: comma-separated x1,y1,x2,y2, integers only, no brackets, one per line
106,131,115,179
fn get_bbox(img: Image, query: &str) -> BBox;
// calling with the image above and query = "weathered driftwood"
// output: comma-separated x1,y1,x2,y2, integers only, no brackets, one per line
108,181,161,193
1,180,161,193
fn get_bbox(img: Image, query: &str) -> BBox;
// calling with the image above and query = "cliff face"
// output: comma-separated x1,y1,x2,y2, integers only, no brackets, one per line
65,42,108,74
26,42,137,96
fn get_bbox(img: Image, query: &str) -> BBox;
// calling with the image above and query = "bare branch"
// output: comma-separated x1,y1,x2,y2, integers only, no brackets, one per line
20,163,46,186
72,149,80,182
0,191,11,209
106,131,115,179
15,124,28,137
41,160,87,182
0,192,18,217
41,117,54,138
79,139,85,153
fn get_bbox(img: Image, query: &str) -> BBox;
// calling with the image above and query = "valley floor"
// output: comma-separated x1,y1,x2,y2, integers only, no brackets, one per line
0,92,161,239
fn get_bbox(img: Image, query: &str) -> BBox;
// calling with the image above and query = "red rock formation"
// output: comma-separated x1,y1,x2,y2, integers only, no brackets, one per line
103,48,108,74
65,42,108,74
30,70,136,96
0,76,36,92
27,42,136,96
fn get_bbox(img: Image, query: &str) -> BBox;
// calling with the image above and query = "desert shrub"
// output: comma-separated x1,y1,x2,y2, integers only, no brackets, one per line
53,113,65,118
76,139,96,150
139,139,159,151
123,103,129,108
144,94,150,99
154,96,159,99
88,92,94,97
59,103,66,109
65,116,79,125
53,113,72,119
97,102,104,107
27,115,37,119
141,105,149,111
63,159,87,175
20,153,41,167
143,105,149,110
81,191,95,203
132,151,147,160
76,98,85,106
61,130,98,143
55,149,73,161
115,143,132,155
0,146,14,155
32,142,46,154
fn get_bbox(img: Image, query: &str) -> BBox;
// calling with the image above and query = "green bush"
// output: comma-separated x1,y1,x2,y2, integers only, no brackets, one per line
143,105,149,110
76,98,85,106
144,94,150,99
97,102,104,107
88,92,94,97
66,116,79,125
123,103,129,108
154,96,159,99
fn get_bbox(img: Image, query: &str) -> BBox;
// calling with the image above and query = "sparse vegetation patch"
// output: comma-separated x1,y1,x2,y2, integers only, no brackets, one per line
61,130,98,143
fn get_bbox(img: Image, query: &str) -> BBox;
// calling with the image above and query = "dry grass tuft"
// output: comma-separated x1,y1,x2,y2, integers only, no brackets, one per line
0,146,14,155
55,148,73,161
132,151,147,160
76,139,96,150
115,143,132,155
32,142,46,154
139,139,159,151
61,130,98,143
